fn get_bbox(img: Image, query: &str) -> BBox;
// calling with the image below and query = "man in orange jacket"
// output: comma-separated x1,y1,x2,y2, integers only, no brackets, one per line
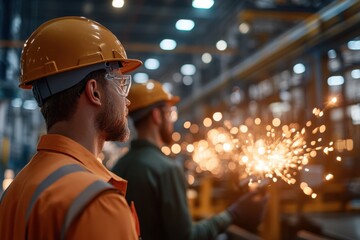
0,16,142,240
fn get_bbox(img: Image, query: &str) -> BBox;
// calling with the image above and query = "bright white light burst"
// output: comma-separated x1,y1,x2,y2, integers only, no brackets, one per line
191,107,338,195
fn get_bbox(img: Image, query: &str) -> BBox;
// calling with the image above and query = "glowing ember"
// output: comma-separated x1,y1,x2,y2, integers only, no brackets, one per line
190,108,339,195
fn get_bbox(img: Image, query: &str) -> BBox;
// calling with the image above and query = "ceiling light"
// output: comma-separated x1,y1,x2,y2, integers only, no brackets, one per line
350,105,360,125
180,64,196,75
134,73,149,83
238,23,250,34
216,40,227,51
279,91,292,101
230,90,242,104
201,53,212,64
144,58,160,70
351,69,360,79
327,49,337,59
176,19,195,31
160,39,177,50
347,40,360,50
327,76,344,86
112,0,124,8
173,73,182,83
269,102,291,114
11,98,22,108
192,0,214,9
183,76,193,86
293,63,305,74
23,100,38,110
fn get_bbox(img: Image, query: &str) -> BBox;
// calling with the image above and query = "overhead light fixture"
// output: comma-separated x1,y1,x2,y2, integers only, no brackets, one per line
11,98,22,108
134,73,149,83
112,0,124,8
144,58,160,70
201,53,212,64
238,23,250,34
327,76,344,86
348,40,360,50
351,69,360,79
192,0,214,9
230,89,242,104
350,105,360,125
216,40,227,51
182,76,193,86
172,73,182,83
279,91,292,102
180,64,196,75
176,19,195,31
269,102,291,114
160,39,177,50
23,100,38,110
293,63,305,74
327,49,337,59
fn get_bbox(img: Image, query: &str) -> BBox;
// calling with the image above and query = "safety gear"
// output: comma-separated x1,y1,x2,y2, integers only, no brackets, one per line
0,134,139,240
160,105,178,123
19,16,142,89
127,80,180,113
227,190,268,233
105,66,132,97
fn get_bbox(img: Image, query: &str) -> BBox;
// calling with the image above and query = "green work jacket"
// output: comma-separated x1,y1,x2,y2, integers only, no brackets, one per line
111,139,232,240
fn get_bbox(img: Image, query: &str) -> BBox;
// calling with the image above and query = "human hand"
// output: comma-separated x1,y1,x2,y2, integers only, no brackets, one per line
226,190,268,233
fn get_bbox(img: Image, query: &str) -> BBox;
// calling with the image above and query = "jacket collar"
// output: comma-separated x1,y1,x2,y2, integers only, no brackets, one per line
37,134,127,195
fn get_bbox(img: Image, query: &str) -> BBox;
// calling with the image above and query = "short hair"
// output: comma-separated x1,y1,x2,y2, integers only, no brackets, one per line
40,69,107,131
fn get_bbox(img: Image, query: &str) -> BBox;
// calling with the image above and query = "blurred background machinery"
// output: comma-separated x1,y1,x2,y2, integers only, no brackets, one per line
1,0,360,239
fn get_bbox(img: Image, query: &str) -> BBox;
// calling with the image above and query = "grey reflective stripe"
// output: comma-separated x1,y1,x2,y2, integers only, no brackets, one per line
61,180,115,240
25,164,86,223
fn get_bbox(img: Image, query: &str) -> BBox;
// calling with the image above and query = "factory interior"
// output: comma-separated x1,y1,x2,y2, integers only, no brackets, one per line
0,0,360,239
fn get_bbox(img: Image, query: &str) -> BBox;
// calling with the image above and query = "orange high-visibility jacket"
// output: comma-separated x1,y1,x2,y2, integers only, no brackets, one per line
0,134,139,240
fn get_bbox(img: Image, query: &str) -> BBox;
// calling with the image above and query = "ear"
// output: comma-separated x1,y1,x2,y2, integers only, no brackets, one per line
151,108,162,125
84,79,102,106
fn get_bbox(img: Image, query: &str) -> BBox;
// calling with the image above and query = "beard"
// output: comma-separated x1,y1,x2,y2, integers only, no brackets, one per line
96,91,129,142
160,118,173,145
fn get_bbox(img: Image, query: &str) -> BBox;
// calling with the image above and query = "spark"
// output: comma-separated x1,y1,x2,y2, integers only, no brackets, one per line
190,109,338,196
325,173,334,181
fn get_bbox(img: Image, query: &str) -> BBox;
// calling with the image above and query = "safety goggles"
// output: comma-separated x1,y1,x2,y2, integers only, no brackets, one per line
161,105,178,122
105,67,132,97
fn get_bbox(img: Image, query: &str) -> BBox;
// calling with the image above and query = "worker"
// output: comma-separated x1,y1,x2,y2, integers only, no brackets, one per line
112,80,268,240
0,16,142,240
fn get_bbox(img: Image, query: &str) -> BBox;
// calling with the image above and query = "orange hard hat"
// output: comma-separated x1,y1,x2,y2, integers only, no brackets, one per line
128,80,180,113
19,16,142,89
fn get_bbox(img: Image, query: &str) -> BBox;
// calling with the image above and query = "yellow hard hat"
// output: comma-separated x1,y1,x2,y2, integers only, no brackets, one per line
19,16,142,89
128,80,180,113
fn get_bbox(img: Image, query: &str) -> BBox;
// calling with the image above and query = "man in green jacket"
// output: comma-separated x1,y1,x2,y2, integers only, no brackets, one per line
112,80,267,240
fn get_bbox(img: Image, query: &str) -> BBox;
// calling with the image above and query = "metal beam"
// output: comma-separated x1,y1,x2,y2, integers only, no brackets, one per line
239,9,314,22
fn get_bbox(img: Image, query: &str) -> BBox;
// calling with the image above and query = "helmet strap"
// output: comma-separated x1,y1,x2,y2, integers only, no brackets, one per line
32,62,121,107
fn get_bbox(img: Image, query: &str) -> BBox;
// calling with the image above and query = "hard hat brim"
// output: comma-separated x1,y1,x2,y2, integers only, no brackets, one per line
120,59,143,74
168,96,180,105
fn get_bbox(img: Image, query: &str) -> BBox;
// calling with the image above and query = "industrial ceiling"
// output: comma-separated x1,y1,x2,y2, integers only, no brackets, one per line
0,0,337,103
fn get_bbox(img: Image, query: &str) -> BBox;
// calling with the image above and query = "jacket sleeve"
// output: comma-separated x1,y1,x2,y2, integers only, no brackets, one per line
160,165,232,240
66,191,138,240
